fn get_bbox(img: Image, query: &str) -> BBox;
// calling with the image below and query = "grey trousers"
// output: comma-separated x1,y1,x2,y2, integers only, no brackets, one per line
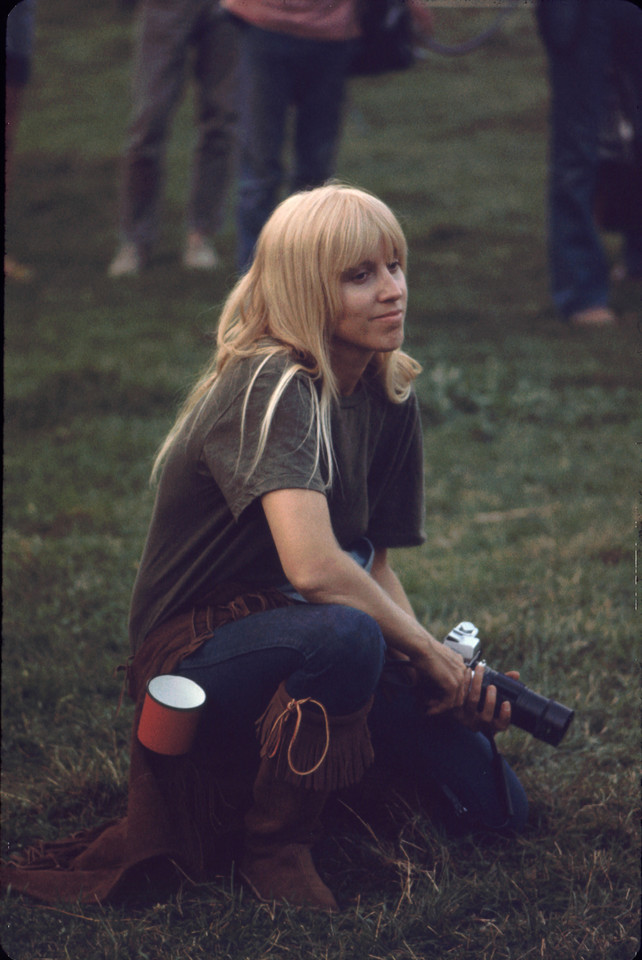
118,0,239,248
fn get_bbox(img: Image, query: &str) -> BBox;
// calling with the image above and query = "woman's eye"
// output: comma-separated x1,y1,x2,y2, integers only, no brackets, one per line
388,260,400,273
352,270,370,283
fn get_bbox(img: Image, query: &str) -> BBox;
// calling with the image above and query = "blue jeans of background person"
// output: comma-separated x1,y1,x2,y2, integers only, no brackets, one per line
176,603,528,833
6,0,36,86
539,0,642,317
235,24,354,270
118,0,238,250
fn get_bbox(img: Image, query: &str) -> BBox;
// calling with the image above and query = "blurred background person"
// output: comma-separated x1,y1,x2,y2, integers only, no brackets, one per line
5,0,37,283
223,0,434,273
222,0,361,272
537,0,642,327
108,0,238,278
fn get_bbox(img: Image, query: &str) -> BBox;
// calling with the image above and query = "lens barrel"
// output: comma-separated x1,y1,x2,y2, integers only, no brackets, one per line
481,668,574,746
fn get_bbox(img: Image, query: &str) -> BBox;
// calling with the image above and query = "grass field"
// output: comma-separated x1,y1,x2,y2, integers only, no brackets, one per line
2,2,641,958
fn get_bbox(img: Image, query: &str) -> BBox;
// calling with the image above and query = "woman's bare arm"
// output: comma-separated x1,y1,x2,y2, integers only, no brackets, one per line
261,487,470,714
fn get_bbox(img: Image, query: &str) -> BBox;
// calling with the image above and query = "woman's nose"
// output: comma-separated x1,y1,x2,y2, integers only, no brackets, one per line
378,269,405,301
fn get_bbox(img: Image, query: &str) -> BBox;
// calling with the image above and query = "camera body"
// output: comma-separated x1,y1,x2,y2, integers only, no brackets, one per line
444,620,484,667
444,622,574,747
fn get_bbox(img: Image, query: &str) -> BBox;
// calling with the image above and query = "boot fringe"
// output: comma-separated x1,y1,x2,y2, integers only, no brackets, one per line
256,683,374,792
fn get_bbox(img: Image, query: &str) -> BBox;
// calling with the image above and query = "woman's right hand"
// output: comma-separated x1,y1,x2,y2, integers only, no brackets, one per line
414,639,472,715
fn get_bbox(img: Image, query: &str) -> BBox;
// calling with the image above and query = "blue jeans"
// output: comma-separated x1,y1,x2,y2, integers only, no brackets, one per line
235,24,354,269
6,0,36,85
176,603,528,833
539,0,642,316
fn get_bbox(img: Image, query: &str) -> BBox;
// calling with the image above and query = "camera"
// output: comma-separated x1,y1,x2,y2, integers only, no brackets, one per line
444,622,574,747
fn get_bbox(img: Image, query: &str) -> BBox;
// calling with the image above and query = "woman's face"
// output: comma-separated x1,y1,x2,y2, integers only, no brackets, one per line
333,241,407,360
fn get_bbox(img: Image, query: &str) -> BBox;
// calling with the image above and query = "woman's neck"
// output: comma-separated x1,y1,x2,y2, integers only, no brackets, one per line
330,346,374,396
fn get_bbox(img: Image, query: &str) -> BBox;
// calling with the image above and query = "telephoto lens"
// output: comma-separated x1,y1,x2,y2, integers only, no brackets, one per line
480,667,574,746
443,622,575,747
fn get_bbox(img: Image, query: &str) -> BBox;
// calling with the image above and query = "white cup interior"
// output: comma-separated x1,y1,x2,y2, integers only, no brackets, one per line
148,674,206,710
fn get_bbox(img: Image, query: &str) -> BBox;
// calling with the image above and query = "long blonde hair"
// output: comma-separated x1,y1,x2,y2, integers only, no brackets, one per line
152,183,422,483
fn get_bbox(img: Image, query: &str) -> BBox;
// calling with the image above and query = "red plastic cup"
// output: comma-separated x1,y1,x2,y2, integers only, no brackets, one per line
137,675,206,755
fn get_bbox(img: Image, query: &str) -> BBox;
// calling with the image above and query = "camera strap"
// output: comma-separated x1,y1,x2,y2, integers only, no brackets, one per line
432,736,514,832
488,732,514,829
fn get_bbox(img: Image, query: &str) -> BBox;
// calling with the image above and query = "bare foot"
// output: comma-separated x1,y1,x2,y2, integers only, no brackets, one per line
5,255,34,282
569,306,617,328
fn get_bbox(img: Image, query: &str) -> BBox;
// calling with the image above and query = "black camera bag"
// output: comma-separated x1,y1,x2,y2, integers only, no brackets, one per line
349,0,415,76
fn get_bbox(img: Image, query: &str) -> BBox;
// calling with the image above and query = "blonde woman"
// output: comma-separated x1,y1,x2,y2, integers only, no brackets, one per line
128,183,527,910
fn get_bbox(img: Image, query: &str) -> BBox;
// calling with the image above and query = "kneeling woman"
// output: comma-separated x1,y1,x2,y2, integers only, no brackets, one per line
129,183,528,910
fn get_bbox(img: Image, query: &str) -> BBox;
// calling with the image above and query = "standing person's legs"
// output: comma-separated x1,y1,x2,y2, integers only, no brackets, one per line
235,25,293,270
291,38,353,192
545,0,611,320
115,0,194,262
5,0,36,282
612,0,642,281
186,4,239,262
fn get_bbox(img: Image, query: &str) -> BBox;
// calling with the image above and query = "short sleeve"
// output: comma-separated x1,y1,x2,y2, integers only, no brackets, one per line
202,365,326,520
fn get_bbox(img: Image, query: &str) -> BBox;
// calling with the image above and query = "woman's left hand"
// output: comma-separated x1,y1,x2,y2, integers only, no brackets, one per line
456,664,520,734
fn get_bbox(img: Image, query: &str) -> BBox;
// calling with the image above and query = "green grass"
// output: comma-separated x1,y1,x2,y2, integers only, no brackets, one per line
2,2,640,958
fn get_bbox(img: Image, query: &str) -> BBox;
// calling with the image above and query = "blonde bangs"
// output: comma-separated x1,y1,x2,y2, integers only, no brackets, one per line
324,192,407,277
312,187,408,321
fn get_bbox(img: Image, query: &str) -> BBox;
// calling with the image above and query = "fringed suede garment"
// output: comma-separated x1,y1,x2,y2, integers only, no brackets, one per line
1,584,295,905
256,681,375,792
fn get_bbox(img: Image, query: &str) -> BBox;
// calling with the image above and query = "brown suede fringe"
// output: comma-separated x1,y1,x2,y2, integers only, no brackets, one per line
256,682,375,792
1,584,295,905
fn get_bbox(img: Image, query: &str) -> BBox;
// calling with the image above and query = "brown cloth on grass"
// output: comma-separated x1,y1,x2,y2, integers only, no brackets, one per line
0,585,296,904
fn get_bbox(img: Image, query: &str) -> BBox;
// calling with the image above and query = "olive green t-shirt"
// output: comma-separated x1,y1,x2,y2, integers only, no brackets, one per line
128,354,425,653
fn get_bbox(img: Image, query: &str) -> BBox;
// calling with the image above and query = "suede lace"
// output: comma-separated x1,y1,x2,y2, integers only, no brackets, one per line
263,696,331,777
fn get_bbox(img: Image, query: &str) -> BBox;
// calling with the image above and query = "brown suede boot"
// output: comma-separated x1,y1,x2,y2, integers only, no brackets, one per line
240,682,374,911
240,761,338,910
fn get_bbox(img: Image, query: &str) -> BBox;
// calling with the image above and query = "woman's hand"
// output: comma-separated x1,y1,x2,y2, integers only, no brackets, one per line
456,664,520,734
413,640,473,715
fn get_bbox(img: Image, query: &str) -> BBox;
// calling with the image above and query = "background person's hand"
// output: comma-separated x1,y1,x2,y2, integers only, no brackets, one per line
408,0,435,43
